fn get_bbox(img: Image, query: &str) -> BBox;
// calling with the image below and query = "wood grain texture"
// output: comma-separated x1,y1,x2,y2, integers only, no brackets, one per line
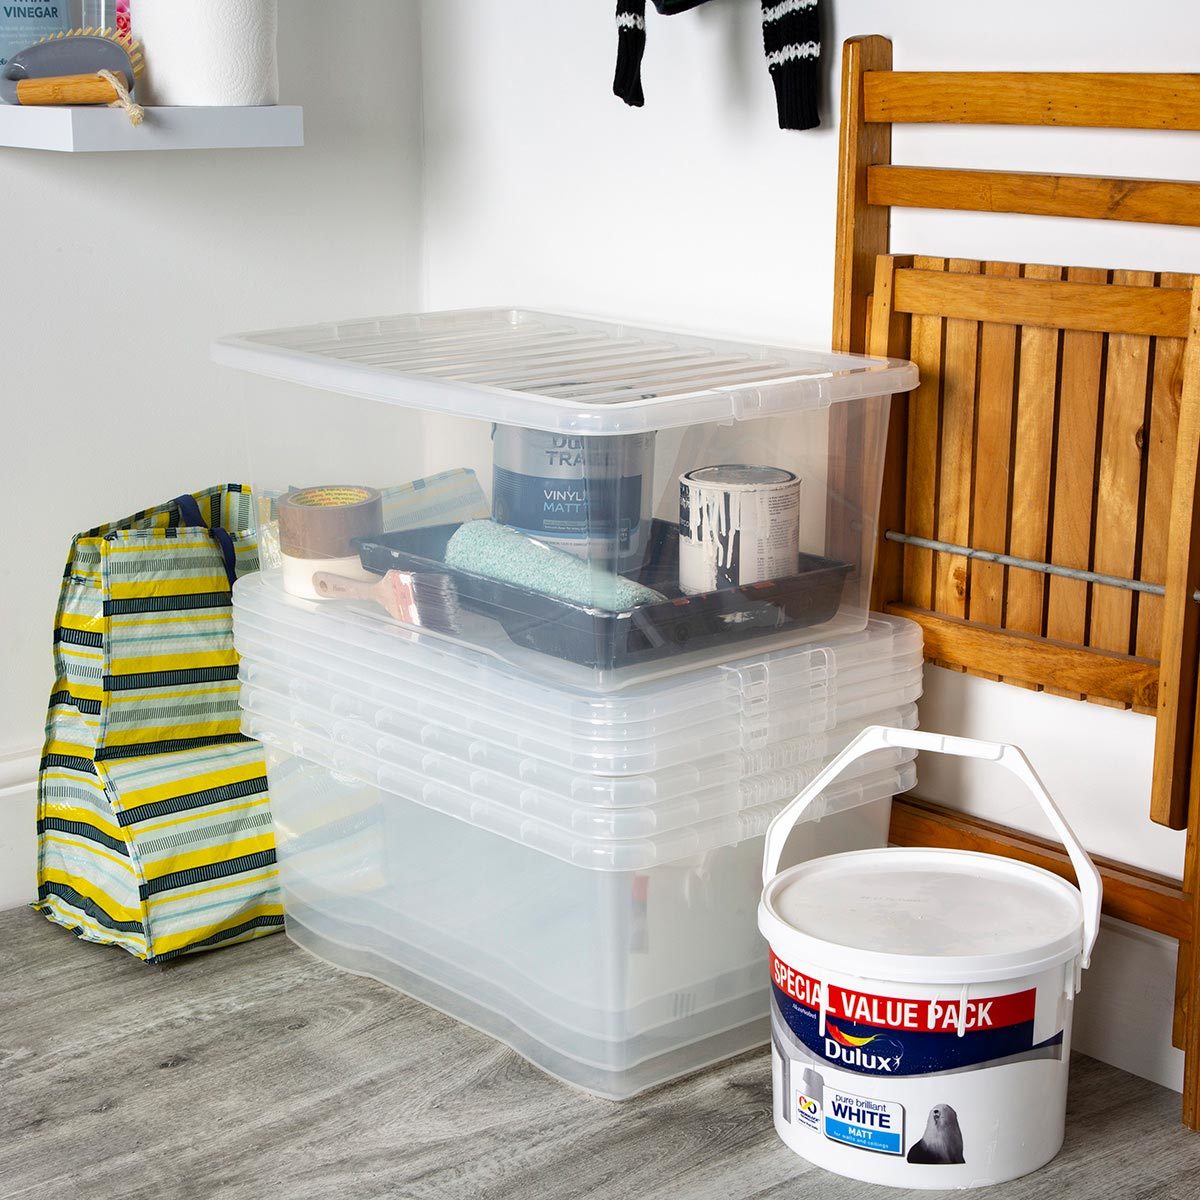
934,259,980,628
969,261,1022,675
1153,280,1200,830
1090,271,1155,705
901,257,946,612
888,798,1191,941
1184,730,1200,1125
3,908,1200,1197
1045,267,1107,701
829,37,892,594
863,71,1200,130
893,269,1192,337
1006,263,1064,658
868,255,912,612
1136,283,1190,673
868,165,1200,227
831,36,892,354
885,604,1159,708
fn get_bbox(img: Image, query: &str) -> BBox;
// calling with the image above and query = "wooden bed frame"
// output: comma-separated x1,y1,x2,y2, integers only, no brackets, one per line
831,34,1200,1127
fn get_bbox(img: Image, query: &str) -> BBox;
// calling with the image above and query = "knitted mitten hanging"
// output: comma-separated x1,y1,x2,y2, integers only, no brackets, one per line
613,0,822,130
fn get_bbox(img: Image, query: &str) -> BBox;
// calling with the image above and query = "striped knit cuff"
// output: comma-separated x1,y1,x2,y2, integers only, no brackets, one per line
614,0,647,107
761,0,821,130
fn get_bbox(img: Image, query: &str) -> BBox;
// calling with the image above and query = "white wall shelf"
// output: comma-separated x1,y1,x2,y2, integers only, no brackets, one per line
0,104,303,152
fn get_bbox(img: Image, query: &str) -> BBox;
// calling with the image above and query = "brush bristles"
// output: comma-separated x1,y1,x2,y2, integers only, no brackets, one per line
38,27,144,79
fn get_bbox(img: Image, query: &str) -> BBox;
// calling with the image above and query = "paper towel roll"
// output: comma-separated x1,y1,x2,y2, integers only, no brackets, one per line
133,0,279,106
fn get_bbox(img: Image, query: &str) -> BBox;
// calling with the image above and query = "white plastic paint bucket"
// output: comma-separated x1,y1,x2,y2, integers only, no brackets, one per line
758,727,1102,1189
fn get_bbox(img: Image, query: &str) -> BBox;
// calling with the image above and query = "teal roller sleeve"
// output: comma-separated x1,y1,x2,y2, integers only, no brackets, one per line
444,520,666,612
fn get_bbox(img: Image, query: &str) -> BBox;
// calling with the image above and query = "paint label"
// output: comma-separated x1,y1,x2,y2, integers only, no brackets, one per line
769,950,1062,1076
678,468,800,593
823,1088,905,1155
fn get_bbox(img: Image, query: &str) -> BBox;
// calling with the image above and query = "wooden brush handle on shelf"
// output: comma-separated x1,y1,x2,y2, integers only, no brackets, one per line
15,73,125,106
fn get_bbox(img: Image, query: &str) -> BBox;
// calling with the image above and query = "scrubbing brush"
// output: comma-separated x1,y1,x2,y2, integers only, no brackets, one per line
0,28,144,124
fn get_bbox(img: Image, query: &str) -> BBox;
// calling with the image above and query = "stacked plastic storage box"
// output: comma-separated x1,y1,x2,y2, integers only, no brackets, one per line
215,309,921,1098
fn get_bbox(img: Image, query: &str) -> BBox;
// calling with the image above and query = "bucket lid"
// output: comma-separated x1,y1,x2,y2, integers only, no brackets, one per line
759,847,1086,984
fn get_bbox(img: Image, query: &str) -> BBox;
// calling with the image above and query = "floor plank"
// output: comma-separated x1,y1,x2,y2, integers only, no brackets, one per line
1,908,1198,1200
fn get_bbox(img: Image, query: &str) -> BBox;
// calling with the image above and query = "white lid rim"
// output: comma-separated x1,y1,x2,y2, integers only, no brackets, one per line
758,847,1088,984
758,902,1084,986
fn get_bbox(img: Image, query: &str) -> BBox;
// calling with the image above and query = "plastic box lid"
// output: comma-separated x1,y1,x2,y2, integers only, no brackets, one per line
233,604,921,754
235,629,922,776
237,667,918,838
231,573,923,730
212,308,919,435
251,706,916,871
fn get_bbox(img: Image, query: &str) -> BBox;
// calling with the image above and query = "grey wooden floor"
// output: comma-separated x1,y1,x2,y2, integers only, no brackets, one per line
2,908,1198,1200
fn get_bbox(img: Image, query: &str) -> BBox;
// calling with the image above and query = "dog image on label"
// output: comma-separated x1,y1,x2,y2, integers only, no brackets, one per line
906,1104,965,1165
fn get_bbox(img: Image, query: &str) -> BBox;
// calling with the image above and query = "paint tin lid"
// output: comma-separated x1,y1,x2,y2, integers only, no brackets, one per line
759,847,1086,984
683,465,798,489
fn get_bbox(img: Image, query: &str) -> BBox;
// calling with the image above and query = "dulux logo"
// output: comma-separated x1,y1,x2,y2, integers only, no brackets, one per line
823,1023,905,1072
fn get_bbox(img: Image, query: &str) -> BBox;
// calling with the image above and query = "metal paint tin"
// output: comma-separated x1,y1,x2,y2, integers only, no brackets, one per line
492,425,656,565
678,465,801,594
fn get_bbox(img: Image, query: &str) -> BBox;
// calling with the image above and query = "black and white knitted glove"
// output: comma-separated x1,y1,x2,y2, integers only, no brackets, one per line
613,0,822,131
614,0,648,107
761,0,821,130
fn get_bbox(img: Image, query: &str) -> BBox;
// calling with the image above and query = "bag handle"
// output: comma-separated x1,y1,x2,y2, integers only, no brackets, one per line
174,493,238,590
761,726,1103,968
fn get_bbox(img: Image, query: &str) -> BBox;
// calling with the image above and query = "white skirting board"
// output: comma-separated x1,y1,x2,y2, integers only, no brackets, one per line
0,747,38,912
0,744,1185,1092
0,105,303,152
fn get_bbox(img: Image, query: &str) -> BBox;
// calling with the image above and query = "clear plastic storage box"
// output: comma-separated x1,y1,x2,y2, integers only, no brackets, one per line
258,733,915,1098
215,309,917,688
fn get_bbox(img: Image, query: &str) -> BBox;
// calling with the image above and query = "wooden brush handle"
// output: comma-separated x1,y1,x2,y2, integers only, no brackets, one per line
16,73,124,106
311,572,375,602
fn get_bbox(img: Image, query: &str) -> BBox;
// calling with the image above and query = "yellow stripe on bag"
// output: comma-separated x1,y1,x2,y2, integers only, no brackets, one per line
101,721,243,747
150,901,283,958
39,869,144,925
147,866,280,909
49,678,105,705
116,758,266,812
58,612,105,634
109,684,240,704
106,651,240,675
142,831,277,882
134,795,271,836
107,575,231,600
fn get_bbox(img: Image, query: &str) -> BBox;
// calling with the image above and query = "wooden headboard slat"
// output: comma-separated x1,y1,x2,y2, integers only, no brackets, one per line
864,71,1200,130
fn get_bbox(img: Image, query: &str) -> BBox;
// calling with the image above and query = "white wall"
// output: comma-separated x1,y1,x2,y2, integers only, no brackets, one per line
0,0,424,900
418,0,1200,1090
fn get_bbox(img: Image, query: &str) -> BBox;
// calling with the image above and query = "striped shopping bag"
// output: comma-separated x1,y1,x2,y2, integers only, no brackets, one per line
35,485,284,961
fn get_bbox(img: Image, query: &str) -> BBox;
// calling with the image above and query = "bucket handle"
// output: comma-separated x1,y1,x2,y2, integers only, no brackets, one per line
761,726,1103,968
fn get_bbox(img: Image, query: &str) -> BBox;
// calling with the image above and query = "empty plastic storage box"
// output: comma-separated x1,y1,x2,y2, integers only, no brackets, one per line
253,724,915,1098
214,309,918,688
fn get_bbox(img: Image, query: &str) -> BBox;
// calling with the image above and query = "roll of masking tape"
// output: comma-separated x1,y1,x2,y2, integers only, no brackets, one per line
277,485,383,598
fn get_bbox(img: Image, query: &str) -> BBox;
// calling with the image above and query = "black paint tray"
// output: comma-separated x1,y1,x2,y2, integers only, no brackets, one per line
354,519,851,671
